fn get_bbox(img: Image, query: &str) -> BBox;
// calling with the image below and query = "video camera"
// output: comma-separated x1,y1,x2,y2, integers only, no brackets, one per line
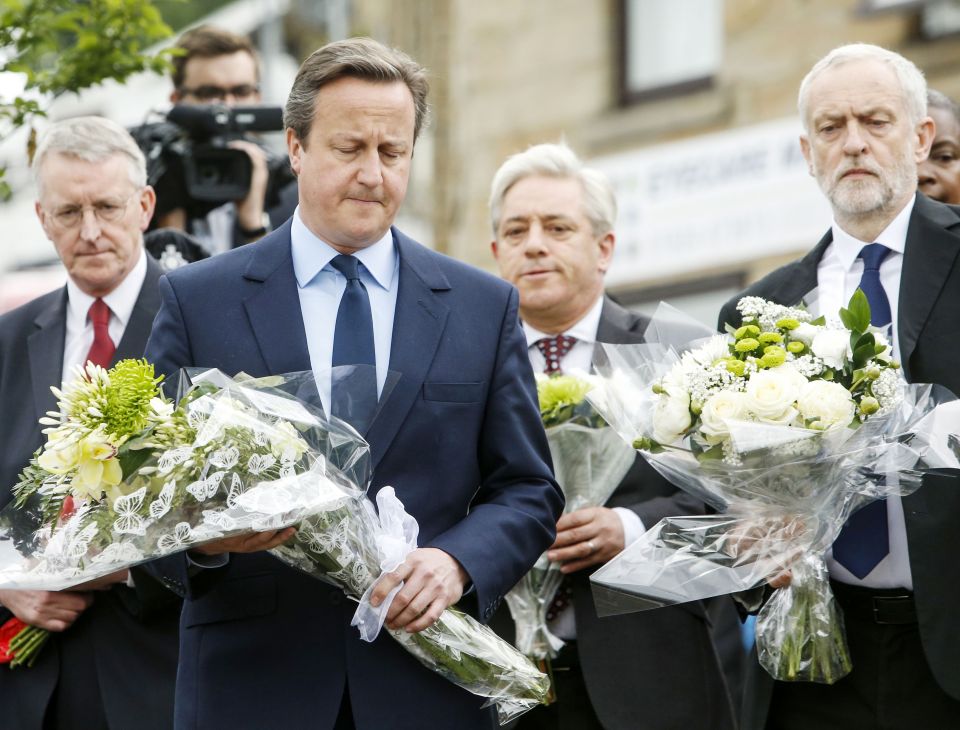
131,104,292,215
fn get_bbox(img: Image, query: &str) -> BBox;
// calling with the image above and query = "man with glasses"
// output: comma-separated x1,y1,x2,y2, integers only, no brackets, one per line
154,25,296,253
0,116,179,729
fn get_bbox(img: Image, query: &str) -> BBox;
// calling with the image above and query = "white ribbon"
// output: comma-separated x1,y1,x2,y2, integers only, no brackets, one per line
352,486,420,641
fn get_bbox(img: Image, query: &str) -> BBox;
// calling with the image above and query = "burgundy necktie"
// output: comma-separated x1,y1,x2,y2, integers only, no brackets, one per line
535,334,577,375
85,298,115,368
536,334,578,622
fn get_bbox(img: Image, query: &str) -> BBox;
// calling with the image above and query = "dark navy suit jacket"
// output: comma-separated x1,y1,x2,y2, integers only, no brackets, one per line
144,221,563,730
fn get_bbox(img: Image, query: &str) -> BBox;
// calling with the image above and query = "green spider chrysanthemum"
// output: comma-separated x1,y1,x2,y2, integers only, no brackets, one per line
101,359,164,438
53,359,163,441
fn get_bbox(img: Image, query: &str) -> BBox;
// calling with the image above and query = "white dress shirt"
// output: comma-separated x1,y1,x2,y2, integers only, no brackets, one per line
524,295,645,639
290,207,399,415
62,248,147,382
817,195,913,590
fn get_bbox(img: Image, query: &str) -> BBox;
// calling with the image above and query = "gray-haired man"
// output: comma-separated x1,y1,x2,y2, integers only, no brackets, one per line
490,142,738,730
0,116,179,729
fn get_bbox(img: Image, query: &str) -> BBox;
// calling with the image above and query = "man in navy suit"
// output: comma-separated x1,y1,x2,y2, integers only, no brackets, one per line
145,37,563,730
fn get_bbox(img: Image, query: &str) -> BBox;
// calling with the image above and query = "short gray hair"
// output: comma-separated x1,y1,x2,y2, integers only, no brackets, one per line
798,43,927,131
33,116,147,195
928,88,960,124
284,37,429,145
489,142,617,236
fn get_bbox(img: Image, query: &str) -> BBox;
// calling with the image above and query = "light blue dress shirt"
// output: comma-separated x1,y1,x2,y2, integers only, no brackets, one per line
290,207,399,415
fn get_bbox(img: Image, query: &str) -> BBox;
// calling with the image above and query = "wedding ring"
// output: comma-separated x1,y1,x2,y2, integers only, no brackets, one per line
586,540,597,554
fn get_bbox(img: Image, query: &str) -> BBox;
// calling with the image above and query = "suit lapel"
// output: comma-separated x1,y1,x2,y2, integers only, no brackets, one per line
365,230,450,471
777,231,832,308
897,195,960,380
27,289,68,422
113,256,163,363
241,221,311,374
596,297,645,344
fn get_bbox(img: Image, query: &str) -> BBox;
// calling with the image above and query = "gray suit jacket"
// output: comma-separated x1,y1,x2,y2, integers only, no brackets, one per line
0,256,180,730
719,193,960,729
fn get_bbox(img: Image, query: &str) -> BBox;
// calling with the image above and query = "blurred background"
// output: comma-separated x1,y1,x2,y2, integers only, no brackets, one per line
3,0,960,322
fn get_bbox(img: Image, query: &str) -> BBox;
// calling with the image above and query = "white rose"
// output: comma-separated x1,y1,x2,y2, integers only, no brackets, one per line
797,380,855,430
699,390,750,442
869,328,893,362
744,366,803,424
811,329,852,369
652,387,692,445
269,421,308,462
791,323,821,346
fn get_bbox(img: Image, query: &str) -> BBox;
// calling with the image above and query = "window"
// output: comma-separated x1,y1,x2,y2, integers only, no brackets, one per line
619,0,723,104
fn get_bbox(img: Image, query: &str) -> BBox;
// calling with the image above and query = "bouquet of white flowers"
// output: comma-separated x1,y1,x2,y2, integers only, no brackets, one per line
504,375,634,673
585,293,959,684
0,364,550,723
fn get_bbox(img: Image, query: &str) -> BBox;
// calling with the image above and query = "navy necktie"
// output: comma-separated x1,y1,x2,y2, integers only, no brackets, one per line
330,254,377,431
832,243,892,579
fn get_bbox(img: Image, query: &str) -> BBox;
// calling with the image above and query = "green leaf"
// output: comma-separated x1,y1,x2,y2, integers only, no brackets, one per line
846,289,872,332
852,332,876,369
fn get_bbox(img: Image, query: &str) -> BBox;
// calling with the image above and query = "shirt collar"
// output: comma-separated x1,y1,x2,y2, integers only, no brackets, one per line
830,194,913,272
291,207,397,291
523,295,605,347
65,247,147,328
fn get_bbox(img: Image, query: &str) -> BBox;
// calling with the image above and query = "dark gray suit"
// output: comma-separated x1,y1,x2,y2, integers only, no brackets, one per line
719,193,960,730
0,256,180,730
500,297,738,730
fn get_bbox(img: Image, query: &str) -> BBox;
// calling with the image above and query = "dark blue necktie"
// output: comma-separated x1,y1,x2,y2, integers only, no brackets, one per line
330,254,377,431
832,243,892,579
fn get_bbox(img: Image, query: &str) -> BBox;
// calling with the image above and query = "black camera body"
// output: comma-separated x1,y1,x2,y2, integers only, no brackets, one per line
132,104,290,215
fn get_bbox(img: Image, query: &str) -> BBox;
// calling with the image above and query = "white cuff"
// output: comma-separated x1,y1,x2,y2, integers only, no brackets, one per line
613,507,645,550
187,551,230,570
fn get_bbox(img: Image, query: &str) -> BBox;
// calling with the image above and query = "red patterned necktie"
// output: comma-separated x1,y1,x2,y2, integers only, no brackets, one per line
85,298,115,368
535,334,577,375
535,334,578,622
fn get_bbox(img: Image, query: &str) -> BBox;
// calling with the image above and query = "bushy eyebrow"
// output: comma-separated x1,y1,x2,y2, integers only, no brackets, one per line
502,213,575,225
812,105,898,126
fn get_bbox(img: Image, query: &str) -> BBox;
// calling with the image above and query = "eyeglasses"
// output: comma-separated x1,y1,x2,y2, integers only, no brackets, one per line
46,192,138,229
177,83,260,102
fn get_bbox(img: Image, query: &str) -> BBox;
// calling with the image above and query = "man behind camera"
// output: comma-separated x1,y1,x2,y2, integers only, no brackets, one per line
153,25,296,253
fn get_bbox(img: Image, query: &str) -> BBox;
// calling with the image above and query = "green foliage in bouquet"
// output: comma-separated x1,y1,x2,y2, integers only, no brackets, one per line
276,503,550,721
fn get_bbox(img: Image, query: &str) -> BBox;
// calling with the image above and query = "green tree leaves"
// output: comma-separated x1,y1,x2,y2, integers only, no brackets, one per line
0,0,176,198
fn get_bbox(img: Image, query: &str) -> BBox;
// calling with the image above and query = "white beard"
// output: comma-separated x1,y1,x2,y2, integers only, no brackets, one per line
817,151,916,218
